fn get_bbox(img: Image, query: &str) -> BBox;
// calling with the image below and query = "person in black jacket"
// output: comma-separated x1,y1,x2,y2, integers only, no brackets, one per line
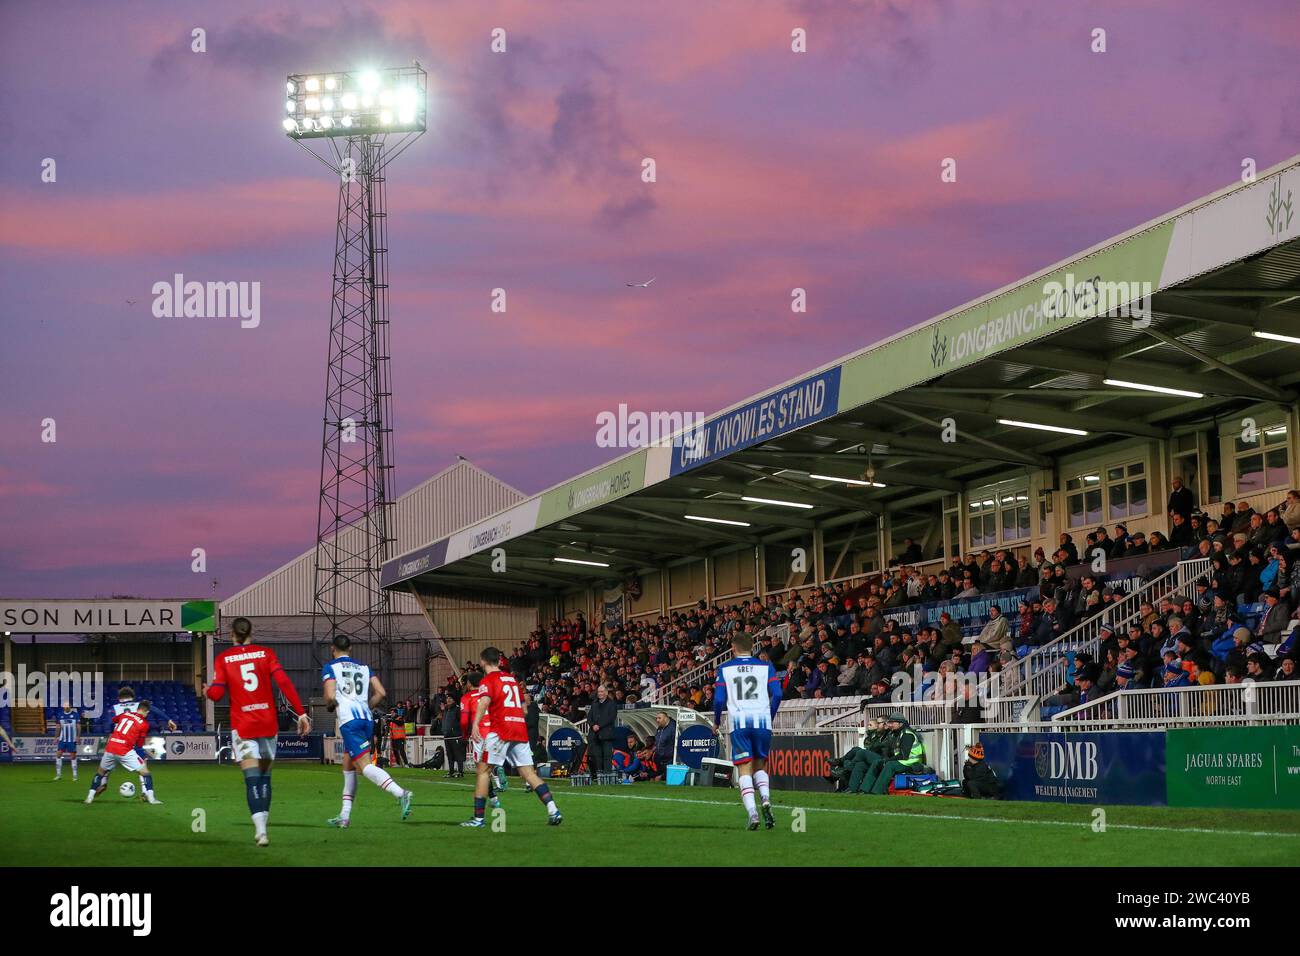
961,744,1001,799
586,684,618,778
1168,476,1195,521
440,692,464,777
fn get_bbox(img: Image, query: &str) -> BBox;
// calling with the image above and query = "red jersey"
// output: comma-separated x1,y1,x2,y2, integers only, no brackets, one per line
461,688,491,739
480,670,527,742
106,711,148,756
206,643,305,739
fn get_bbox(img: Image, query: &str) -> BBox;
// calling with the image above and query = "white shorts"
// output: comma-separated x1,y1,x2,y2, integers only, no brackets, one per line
99,750,144,773
483,733,532,768
231,730,277,762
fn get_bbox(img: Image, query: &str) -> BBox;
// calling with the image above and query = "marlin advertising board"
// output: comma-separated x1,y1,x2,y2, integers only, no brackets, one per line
162,734,220,762
980,731,1167,806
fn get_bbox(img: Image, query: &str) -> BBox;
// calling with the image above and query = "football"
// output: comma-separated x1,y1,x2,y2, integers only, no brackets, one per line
118,781,136,799
143,737,166,761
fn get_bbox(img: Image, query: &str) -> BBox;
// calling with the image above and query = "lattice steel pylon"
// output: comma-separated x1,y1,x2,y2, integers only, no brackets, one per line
283,65,427,673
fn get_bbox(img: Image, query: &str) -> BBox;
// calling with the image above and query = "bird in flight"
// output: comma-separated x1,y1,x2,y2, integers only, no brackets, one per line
625,277,656,288
125,299,137,305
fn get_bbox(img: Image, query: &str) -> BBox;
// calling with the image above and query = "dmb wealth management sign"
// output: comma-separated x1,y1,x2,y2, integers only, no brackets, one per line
0,599,217,634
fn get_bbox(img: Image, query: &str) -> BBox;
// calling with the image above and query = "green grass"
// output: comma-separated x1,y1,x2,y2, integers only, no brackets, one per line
2,762,1299,866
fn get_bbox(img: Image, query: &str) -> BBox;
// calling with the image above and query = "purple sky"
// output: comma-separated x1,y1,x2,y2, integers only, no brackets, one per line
2,0,1299,600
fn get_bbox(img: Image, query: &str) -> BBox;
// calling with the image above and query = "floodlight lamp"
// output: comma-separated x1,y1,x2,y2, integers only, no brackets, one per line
282,118,297,132
379,110,393,125
285,99,295,113
340,115,353,127
286,80,295,94
324,76,336,90
305,77,320,92
359,70,380,91
341,93,357,110
320,115,333,129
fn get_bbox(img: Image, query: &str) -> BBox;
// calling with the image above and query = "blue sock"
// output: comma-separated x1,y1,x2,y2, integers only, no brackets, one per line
261,773,272,813
534,783,555,807
90,774,104,791
140,773,153,793
243,768,261,814
473,797,486,819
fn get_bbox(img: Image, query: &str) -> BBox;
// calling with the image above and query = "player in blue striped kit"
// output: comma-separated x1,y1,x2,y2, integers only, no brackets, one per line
713,632,782,830
53,702,83,782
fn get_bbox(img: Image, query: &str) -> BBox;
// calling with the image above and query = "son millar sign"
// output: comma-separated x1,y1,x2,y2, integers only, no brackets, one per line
767,734,835,793
980,731,1166,805
0,599,216,634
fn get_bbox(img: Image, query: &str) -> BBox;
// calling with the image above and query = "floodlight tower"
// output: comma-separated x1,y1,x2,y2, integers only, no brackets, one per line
284,65,426,673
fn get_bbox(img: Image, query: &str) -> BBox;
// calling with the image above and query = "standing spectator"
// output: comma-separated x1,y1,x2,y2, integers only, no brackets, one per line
441,691,464,777
1168,475,1195,521
586,683,618,776
652,710,676,777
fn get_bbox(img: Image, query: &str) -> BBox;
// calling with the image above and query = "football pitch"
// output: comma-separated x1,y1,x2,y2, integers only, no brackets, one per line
2,762,1298,867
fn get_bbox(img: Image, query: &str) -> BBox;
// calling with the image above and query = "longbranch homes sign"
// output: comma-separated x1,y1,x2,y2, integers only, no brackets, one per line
0,600,216,634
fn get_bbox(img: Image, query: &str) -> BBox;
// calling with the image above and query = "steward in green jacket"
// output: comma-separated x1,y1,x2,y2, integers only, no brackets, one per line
860,713,925,795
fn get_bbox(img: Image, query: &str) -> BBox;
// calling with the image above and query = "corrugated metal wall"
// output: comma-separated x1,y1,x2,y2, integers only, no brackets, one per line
421,590,539,671
220,460,525,618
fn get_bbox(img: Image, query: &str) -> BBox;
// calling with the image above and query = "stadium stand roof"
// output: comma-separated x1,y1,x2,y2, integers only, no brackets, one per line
382,155,1300,598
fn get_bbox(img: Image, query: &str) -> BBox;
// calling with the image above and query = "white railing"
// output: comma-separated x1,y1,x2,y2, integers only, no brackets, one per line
650,645,731,705
1001,558,1211,698
649,621,792,705
1051,679,1300,728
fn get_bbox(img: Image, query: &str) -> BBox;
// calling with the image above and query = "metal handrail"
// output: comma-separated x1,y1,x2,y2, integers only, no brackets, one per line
1002,558,1211,698
1052,678,1300,725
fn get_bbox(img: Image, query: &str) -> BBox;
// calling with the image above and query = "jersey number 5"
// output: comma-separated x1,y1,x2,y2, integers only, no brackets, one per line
239,662,259,692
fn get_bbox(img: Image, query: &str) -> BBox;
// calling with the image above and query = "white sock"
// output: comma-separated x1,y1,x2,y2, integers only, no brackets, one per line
252,810,268,835
71,758,77,780
363,763,404,801
341,771,357,821
753,770,770,805
55,756,63,776
739,774,757,816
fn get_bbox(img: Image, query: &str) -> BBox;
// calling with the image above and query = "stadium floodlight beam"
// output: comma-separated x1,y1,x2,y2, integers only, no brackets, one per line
740,495,814,509
1102,378,1204,399
808,473,886,488
284,64,427,681
996,418,1088,436
553,557,611,568
1254,330,1300,345
685,514,752,527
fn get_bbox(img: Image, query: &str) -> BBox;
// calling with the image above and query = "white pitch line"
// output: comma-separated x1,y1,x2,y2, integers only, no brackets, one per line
413,777,1300,839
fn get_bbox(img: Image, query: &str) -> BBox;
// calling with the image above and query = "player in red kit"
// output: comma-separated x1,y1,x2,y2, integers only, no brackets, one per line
461,647,561,828
460,671,507,808
205,617,311,846
85,701,151,804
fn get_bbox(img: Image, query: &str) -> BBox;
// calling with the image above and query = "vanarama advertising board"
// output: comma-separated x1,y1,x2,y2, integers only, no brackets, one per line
767,734,835,793
1166,725,1300,809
